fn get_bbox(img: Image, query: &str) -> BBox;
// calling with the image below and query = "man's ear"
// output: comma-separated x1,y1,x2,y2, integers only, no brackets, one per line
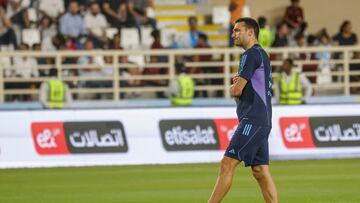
248,29,254,37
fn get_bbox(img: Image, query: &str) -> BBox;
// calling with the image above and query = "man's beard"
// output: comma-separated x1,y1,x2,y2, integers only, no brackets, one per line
235,41,243,48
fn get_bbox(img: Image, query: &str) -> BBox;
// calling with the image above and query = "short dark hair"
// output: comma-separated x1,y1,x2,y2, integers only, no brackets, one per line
235,17,260,39
257,16,267,28
284,58,294,66
188,16,197,24
151,29,160,39
340,20,350,33
49,68,58,77
198,33,208,42
294,32,304,40
307,34,317,45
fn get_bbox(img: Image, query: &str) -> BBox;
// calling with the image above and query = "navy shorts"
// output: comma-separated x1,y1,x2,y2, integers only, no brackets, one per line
224,119,271,167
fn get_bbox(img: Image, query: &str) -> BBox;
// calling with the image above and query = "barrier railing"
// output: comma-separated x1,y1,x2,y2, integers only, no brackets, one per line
0,46,360,102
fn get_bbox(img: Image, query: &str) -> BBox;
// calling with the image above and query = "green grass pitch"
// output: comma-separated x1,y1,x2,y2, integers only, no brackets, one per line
0,158,360,203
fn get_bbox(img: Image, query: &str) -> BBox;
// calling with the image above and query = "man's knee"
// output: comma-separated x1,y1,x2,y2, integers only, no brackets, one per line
219,157,239,174
251,165,267,180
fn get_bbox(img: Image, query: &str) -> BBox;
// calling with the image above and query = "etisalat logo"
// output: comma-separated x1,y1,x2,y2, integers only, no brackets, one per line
279,116,360,148
309,116,360,147
31,121,128,155
313,123,360,142
159,119,221,151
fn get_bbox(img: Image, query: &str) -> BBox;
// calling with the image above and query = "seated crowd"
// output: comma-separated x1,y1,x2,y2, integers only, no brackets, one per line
0,0,359,102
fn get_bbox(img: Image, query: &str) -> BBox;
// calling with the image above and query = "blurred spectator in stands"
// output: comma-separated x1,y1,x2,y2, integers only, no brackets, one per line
38,0,65,23
6,0,30,28
108,32,122,50
272,22,289,47
301,35,318,83
101,0,128,29
119,55,142,98
39,68,72,109
0,0,6,9
258,16,273,48
228,0,245,47
143,29,167,98
108,32,127,65
191,32,211,97
32,43,46,72
59,1,87,38
64,0,90,14
316,31,333,71
12,42,38,78
128,0,156,30
168,60,195,106
333,20,358,46
196,32,223,97
84,2,108,48
38,16,57,40
42,34,65,52
315,30,334,85
4,42,38,101
0,6,17,48
181,16,205,48
77,39,105,78
294,32,306,48
350,51,360,94
283,0,305,32
289,32,305,59
77,39,111,99
107,33,142,96
274,58,312,105
186,0,205,4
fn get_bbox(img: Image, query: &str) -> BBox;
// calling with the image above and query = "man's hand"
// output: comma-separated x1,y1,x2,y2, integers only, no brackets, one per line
232,75,239,84
230,75,248,97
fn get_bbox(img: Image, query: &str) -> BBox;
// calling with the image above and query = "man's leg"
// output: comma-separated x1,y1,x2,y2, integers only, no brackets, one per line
208,156,240,203
251,165,278,203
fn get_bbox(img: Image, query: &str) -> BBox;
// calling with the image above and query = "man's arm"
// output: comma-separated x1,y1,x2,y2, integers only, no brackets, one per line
102,2,118,18
230,75,248,98
65,84,73,108
128,1,146,22
39,82,51,108
300,73,313,103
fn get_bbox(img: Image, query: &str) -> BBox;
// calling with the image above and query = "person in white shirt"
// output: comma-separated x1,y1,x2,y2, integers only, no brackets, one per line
84,2,108,46
274,58,312,104
38,0,65,22
77,39,111,99
6,0,30,27
180,16,205,48
10,43,38,78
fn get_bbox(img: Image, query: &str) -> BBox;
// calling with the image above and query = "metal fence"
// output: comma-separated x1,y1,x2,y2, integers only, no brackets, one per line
0,45,360,102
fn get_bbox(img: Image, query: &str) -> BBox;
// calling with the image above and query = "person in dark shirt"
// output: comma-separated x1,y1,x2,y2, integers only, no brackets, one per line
283,0,305,30
142,29,167,98
272,22,289,47
101,0,128,28
208,17,277,203
333,20,358,46
128,0,156,29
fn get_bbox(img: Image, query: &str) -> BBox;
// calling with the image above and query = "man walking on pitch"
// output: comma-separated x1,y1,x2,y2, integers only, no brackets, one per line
208,18,278,203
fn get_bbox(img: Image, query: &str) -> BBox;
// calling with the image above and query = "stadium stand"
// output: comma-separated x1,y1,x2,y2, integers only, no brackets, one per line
0,0,359,107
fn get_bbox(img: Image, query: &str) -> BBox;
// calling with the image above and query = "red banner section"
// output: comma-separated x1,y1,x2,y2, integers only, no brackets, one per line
279,117,316,149
31,122,69,155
